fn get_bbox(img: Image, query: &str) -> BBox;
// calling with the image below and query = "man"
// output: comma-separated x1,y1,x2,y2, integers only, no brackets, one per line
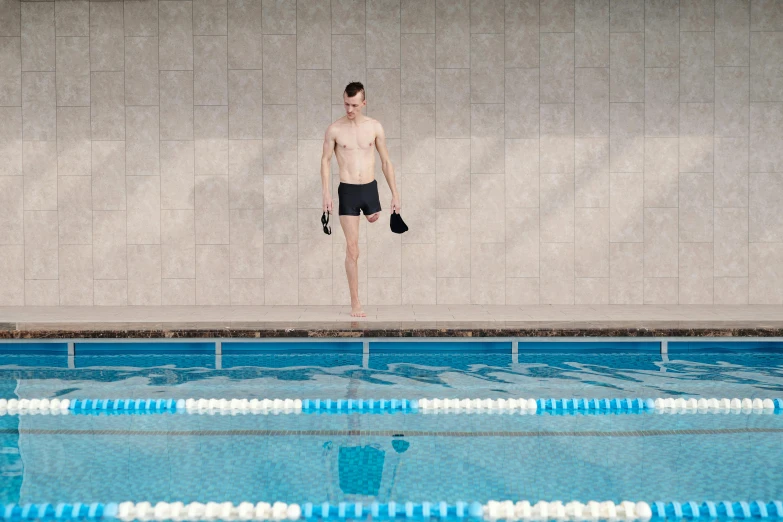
321,82,401,318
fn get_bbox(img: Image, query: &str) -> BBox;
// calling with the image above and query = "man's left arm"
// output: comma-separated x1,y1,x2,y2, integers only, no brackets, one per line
375,122,401,212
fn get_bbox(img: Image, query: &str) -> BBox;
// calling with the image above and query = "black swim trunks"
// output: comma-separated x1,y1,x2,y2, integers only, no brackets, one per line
338,179,382,216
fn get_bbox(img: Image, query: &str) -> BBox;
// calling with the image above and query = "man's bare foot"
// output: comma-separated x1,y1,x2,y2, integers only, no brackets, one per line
350,303,366,317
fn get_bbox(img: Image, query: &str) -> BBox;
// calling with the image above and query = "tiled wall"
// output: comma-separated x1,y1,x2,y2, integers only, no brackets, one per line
0,0,782,306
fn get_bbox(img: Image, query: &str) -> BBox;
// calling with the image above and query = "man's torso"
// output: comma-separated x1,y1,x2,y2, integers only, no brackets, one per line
333,117,377,184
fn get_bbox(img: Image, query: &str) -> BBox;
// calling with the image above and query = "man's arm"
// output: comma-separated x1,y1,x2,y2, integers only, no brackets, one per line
375,122,400,211
321,125,335,212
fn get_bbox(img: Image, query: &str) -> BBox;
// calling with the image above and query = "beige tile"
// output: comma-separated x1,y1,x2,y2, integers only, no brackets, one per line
609,172,643,242
229,209,263,279
195,175,229,244
576,0,609,68
644,208,678,278
124,0,158,37
750,0,783,31
715,137,748,207
506,277,540,305
610,242,643,304
402,104,436,174
540,242,574,304
610,0,643,32
367,0,400,68
298,237,332,279
715,67,749,138
609,102,643,172
645,0,679,68
296,0,330,69
229,70,263,139
367,68,401,139
714,277,749,304
58,175,92,245
436,208,470,278
645,68,679,137
505,0,539,68
680,31,715,103
0,0,21,37
25,280,58,306
0,107,22,176
471,34,504,104
194,35,227,106
125,36,159,106
540,103,574,174
402,175,436,243
160,71,193,141
160,140,195,209
262,35,295,105
402,0,435,33
644,138,678,207
470,242,504,304
402,243,436,304
679,242,714,304
93,211,127,279
92,141,128,212
55,36,89,107
57,107,90,177
0,177,23,245
470,0,504,33
436,139,471,208
196,244,230,305
610,33,644,103
506,68,539,139
162,278,196,305
23,140,57,211
541,0,575,32
230,278,264,305
749,173,783,242
506,207,539,278
91,72,125,140
264,243,298,305
715,208,749,277
540,33,574,104
127,244,162,305
56,1,89,37
401,33,435,105
750,32,783,102
24,210,57,280
681,0,715,30
575,277,609,304
540,173,574,242
159,0,193,70
437,277,471,304
161,209,195,279
298,278,332,305
332,34,366,103
367,219,402,278
229,140,264,209
194,0,227,35
127,106,160,177
297,139,323,209
367,277,401,305
749,103,783,173
575,67,609,138
470,174,505,243
22,2,54,71
575,207,609,278
643,277,678,304
505,139,539,208
126,176,161,245
749,243,783,304
90,2,124,71
22,71,55,141
680,103,714,173
58,244,92,305
435,0,469,69
575,137,609,207
264,205,298,244
716,0,749,67
194,106,228,177
94,279,128,306
679,173,714,242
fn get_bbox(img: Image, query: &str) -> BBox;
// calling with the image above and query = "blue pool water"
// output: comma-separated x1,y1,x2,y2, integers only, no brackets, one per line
0,348,782,508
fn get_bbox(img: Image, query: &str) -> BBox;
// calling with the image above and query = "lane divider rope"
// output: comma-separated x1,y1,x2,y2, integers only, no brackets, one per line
0,397,781,415
2,500,783,521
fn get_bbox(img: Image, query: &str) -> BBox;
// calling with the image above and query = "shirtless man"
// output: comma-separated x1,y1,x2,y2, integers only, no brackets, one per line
321,82,401,317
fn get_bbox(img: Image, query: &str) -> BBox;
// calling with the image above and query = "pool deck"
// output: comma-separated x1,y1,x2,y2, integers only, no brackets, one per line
1,305,782,338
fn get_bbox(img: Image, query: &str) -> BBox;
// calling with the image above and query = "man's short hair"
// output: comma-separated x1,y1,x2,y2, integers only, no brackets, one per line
344,82,365,101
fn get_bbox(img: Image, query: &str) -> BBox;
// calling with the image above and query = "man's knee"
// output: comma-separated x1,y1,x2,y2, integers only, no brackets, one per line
346,243,360,261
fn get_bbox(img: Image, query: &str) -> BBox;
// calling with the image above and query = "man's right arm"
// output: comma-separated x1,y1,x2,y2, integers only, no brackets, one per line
321,126,335,212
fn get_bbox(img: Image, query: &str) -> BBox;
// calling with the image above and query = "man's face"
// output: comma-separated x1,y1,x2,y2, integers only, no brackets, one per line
344,92,365,119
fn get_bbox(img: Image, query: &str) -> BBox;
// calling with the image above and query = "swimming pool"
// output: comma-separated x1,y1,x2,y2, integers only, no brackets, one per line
0,339,782,521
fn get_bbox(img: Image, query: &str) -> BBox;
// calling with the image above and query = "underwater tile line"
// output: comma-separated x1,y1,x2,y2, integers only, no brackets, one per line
4,427,783,438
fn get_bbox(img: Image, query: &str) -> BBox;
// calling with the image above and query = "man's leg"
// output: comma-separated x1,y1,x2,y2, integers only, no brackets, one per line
340,214,365,317
366,212,379,223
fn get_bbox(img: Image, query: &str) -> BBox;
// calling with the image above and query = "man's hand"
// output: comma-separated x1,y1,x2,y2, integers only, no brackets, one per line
323,193,333,213
391,195,401,213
